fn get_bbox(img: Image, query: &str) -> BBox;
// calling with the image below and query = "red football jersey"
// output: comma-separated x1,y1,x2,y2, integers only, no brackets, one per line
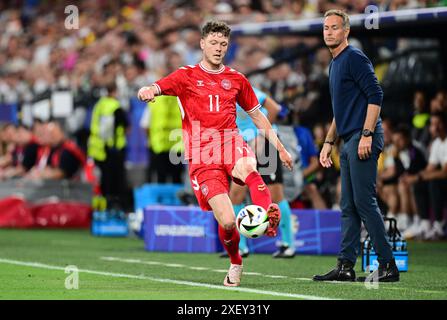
154,63,260,161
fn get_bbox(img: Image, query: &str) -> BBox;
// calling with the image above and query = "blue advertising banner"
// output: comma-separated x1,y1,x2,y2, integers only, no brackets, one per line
144,206,220,253
249,210,341,255
143,206,341,255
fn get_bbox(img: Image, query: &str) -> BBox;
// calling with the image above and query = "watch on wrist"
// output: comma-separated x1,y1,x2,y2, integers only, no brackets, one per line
362,129,373,137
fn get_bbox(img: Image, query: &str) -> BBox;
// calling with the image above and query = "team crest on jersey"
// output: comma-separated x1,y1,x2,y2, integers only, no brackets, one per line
221,79,231,90
201,184,209,196
197,80,204,87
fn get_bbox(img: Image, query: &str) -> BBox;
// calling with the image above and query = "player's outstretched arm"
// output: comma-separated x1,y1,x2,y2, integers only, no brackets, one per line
248,109,293,170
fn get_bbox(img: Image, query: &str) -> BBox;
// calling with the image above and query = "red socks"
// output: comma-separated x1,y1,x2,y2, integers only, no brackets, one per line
244,171,271,210
217,172,270,266
218,225,242,265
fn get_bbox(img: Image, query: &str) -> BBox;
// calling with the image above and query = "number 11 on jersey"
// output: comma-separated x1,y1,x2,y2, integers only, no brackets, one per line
209,95,219,112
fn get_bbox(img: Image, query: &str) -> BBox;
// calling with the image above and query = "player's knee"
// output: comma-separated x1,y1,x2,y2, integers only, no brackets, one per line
222,221,236,231
243,160,257,174
214,207,236,228
239,161,257,178
232,157,257,180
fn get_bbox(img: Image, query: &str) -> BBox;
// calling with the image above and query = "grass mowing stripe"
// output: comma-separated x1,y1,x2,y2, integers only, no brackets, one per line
0,258,339,300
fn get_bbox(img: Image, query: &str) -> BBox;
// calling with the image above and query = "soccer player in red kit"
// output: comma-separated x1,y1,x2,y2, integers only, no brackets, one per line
138,21,293,287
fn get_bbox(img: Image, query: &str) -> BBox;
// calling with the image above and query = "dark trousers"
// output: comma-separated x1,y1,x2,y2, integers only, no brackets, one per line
339,131,393,265
147,150,184,183
95,148,127,207
413,179,447,221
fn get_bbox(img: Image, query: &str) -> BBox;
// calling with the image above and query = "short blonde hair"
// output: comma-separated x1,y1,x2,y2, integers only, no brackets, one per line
324,9,350,30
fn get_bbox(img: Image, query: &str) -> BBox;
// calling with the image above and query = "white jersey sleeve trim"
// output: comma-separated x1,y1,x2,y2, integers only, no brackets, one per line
153,83,161,95
176,97,185,120
245,104,261,114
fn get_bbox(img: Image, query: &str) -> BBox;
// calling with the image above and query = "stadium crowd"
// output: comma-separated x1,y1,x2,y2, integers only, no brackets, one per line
0,0,446,240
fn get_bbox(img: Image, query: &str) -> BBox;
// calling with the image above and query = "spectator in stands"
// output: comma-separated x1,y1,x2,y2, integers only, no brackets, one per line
0,123,16,169
294,47,332,128
0,124,39,180
402,112,447,240
433,89,447,112
87,82,129,208
26,121,85,180
377,118,400,220
429,90,447,113
311,121,340,209
411,90,431,155
182,28,203,66
263,62,305,110
0,0,440,112
390,124,428,233
294,124,327,209
0,124,7,157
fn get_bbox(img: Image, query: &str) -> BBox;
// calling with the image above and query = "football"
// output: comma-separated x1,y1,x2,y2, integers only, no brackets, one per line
236,205,270,239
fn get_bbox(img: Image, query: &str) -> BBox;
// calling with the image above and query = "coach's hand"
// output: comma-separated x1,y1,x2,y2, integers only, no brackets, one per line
358,136,372,160
279,148,293,171
320,143,333,168
138,86,156,103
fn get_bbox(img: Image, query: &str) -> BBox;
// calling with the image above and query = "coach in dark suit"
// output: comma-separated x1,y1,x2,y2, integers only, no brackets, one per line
314,10,399,282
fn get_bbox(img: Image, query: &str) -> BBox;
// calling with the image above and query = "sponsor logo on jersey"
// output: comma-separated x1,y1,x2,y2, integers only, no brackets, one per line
197,80,204,87
221,79,231,90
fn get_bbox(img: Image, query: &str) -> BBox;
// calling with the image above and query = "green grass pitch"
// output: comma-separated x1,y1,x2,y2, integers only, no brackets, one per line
0,229,446,300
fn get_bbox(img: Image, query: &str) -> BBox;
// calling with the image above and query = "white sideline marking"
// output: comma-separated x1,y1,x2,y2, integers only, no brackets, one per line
165,263,185,268
189,267,209,271
0,258,337,300
212,269,229,273
295,278,313,281
101,256,307,281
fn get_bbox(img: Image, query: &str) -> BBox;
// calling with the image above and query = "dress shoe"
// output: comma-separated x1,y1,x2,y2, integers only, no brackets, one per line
357,259,400,282
313,259,356,281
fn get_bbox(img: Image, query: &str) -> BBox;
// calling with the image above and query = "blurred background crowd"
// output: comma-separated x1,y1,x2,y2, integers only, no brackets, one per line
0,0,446,240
